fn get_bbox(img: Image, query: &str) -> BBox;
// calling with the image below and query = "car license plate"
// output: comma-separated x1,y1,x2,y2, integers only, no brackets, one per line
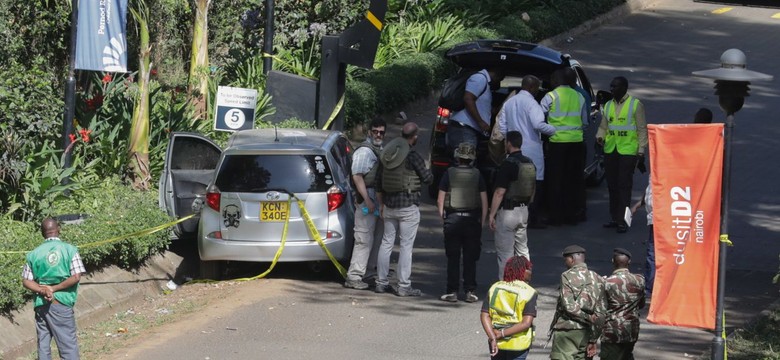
260,201,289,222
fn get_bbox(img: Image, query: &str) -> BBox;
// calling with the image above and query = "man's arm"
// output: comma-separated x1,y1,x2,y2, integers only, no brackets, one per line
579,93,590,128
437,190,446,220
596,102,609,145
409,152,433,185
50,273,81,293
480,191,488,227
530,102,556,136
489,187,505,231
635,100,648,156
352,174,374,212
463,73,491,132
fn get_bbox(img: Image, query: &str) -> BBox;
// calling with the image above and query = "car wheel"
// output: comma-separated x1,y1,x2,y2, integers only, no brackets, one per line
199,260,224,280
585,158,606,187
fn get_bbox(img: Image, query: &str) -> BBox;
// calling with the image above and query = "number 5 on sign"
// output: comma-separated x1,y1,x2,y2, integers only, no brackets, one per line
214,86,257,132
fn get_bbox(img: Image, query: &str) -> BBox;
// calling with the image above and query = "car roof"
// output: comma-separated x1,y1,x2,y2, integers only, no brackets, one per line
225,128,337,152
445,40,570,76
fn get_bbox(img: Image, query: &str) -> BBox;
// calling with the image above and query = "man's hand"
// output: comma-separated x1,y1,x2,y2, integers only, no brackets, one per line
488,337,498,356
41,285,54,301
364,198,375,214
489,217,497,231
636,154,647,173
596,137,604,146
586,342,598,358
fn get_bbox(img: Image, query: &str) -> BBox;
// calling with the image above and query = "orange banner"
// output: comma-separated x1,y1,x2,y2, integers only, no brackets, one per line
646,124,724,330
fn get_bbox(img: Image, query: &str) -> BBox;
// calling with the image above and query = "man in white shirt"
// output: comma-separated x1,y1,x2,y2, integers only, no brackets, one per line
497,75,555,228
447,68,506,158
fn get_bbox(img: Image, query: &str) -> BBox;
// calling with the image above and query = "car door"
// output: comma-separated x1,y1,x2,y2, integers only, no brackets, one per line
159,132,222,239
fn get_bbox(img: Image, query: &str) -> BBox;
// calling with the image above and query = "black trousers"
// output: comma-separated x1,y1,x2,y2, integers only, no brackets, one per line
604,151,637,223
545,141,586,223
443,214,482,293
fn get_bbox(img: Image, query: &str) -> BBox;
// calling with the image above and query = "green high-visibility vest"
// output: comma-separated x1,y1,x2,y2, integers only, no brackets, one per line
547,87,584,143
488,280,536,351
26,239,79,308
603,96,640,155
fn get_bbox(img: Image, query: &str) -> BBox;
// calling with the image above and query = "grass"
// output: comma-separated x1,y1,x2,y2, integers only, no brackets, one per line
723,304,780,360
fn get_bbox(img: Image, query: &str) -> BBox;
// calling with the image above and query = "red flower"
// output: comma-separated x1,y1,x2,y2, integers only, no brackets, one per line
150,69,158,76
78,128,92,143
68,134,77,143
102,74,112,84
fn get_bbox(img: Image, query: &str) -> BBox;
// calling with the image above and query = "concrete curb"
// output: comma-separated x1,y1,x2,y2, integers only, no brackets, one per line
0,251,186,360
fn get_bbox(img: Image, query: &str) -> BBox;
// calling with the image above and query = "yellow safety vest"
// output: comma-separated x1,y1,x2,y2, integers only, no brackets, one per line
488,280,536,351
603,96,640,155
547,87,584,143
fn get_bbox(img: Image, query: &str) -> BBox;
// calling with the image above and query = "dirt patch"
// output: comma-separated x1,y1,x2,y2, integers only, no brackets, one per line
71,278,287,360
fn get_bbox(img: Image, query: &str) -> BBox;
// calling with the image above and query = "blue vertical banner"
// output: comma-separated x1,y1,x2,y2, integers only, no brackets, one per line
75,0,129,72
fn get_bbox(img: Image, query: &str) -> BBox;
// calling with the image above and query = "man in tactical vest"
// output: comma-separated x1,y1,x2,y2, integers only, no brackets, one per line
596,76,647,234
436,142,488,303
375,122,433,297
601,248,645,360
488,131,537,279
22,218,86,360
541,68,589,226
344,117,387,290
550,245,607,360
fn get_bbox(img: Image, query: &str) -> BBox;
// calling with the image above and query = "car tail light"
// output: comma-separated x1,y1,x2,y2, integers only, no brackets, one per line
327,186,345,212
208,231,222,239
435,107,450,133
206,187,221,212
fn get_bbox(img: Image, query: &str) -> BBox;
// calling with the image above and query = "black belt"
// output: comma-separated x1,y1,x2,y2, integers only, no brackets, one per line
448,211,479,217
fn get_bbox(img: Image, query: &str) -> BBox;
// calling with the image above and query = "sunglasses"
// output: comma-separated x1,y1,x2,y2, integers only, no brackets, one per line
371,130,386,135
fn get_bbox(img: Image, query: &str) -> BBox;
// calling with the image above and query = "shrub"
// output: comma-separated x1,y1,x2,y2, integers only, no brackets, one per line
0,177,171,313
494,15,536,41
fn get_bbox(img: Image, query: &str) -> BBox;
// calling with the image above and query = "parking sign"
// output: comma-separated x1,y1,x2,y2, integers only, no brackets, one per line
214,86,258,132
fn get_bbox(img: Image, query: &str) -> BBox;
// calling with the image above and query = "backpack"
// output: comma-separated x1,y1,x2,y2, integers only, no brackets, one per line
438,70,488,111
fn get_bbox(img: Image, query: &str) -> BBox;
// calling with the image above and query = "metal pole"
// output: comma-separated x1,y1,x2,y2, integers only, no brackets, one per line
711,113,734,360
62,0,79,174
262,0,274,75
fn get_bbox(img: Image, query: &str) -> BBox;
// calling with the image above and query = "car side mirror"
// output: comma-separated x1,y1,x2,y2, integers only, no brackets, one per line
596,90,613,106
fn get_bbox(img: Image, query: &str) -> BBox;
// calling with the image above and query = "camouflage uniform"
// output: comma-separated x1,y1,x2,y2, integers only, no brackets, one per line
550,263,607,360
600,268,646,360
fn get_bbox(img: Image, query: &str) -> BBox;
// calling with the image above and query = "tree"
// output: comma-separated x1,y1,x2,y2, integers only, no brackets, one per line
128,2,153,190
189,0,211,120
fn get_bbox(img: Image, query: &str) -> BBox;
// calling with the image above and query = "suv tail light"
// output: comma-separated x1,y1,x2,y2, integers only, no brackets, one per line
326,186,345,212
435,107,450,133
206,186,221,212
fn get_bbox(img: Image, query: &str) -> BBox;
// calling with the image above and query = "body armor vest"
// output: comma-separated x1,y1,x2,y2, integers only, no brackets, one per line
382,157,420,193
445,166,480,211
354,144,381,187
505,156,536,204
488,280,536,351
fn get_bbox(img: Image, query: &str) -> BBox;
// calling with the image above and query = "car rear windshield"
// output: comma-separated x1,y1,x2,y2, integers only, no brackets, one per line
215,154,333,193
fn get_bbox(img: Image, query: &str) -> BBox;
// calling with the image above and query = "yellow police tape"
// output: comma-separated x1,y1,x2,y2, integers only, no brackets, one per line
0,214,196,255
260,52,345,131
188,195,347,284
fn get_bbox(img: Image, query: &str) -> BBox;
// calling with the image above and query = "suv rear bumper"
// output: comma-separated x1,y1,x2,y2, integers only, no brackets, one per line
198,234,348,262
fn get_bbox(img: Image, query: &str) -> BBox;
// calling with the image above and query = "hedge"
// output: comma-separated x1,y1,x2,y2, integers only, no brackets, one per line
343,0,626,129
0,178,170,313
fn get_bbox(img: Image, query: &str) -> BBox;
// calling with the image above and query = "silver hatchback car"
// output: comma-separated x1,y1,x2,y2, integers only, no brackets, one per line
159,129,356,278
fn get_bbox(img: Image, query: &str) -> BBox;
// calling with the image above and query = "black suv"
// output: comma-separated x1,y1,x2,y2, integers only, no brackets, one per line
428,39,605,197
